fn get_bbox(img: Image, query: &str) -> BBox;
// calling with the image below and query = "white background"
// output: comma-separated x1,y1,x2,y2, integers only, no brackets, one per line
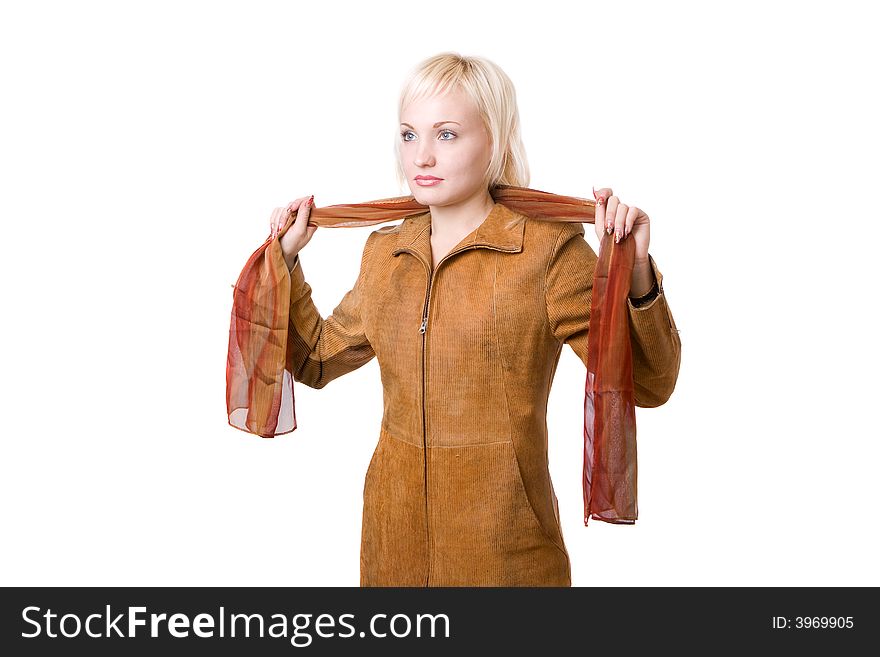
2,0,877,587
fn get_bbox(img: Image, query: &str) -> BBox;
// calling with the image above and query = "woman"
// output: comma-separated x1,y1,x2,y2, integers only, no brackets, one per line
263,53,681,586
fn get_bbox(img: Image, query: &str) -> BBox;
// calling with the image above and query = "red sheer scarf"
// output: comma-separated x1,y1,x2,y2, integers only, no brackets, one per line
226,184,637,526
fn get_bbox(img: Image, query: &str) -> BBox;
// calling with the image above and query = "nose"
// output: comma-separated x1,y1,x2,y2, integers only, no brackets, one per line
413,140,435,167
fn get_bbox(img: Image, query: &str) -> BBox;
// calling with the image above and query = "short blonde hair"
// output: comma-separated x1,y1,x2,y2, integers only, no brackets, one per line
394,52,530,195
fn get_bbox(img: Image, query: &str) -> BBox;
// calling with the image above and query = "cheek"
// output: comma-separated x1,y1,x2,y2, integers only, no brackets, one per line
468,149,491,176
455,145,487,172
468,138,491,166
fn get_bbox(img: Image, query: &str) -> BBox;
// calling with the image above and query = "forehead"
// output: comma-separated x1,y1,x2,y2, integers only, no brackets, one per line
400,88,478,124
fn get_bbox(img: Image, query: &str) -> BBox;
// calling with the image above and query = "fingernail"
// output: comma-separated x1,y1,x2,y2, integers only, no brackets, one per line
606,225,613,235
308,195,314,207
615,230,621,243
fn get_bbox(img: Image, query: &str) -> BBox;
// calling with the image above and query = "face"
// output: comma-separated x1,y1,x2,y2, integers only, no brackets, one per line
399,88,493,207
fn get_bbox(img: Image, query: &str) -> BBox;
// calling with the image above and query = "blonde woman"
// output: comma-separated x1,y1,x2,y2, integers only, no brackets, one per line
266,52,681,586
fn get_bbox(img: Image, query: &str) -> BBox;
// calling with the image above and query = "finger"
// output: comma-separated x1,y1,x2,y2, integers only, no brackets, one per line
604,195,619,235
292,195,314,236
287,196,309,213
277,206,290,237
592,187,606,239
593,187,614,232
270,206,285,238
613,202,628,243
624,205,640,238
280,196,309,236
594,187,614,234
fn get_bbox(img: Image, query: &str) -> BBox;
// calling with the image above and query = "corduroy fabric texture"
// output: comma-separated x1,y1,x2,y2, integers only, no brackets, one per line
278,202,681,586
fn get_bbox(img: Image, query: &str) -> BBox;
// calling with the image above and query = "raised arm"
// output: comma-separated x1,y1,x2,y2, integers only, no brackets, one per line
286,232,377,388
544,224,681,407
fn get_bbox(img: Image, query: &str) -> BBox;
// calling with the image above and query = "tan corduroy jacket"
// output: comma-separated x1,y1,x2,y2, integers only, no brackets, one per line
286,201,681,587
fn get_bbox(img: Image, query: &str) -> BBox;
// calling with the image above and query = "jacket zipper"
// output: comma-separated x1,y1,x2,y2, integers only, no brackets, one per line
396,240,517,587
419,269,432,586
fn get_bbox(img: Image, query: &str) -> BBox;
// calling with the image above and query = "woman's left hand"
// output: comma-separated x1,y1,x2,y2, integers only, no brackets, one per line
592,186,650,262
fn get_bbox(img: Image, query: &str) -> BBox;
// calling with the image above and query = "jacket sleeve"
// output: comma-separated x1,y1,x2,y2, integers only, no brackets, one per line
544,225,682,408
285,233,376,389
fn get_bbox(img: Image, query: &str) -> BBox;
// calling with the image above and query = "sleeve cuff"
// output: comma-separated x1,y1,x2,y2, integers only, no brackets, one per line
288,253,308,297
627,253,664,312
626,253,680,375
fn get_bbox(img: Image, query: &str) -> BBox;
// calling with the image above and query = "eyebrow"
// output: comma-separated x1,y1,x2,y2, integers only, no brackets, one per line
399,121,461,129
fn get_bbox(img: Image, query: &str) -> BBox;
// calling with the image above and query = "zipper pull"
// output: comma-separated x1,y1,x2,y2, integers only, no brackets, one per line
419,317,428,334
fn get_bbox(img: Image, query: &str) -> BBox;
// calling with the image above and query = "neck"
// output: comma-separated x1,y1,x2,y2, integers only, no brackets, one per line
427,188,496,236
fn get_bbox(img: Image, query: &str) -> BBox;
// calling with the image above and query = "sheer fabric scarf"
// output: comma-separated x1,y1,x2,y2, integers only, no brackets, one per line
225,184,637,526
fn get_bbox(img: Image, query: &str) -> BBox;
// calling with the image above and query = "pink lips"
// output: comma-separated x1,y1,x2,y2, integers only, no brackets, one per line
415,175,443,186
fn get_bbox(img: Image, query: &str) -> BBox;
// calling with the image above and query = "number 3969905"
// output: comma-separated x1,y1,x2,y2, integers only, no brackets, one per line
772,616,854,629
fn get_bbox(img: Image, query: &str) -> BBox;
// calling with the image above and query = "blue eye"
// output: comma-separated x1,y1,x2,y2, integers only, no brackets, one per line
400,129,457,141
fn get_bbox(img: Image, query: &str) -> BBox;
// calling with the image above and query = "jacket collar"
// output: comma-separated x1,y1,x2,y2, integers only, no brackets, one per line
392,201,525,266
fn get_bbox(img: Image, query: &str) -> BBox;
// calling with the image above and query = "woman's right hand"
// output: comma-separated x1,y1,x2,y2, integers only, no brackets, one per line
270,195,318,263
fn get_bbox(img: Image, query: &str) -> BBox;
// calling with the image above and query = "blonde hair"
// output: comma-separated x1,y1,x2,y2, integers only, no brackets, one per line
393,52,530,197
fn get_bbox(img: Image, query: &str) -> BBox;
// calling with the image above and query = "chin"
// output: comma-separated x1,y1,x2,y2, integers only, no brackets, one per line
414,187,458,207
409,188,439,206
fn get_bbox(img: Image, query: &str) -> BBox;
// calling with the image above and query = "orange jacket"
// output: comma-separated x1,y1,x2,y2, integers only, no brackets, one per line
282,201,681,586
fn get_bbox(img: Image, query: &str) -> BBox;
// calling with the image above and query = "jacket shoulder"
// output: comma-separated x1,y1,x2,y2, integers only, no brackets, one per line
522,217,587,256
367,221,403,253
373,222,403,236
360,220,405,268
